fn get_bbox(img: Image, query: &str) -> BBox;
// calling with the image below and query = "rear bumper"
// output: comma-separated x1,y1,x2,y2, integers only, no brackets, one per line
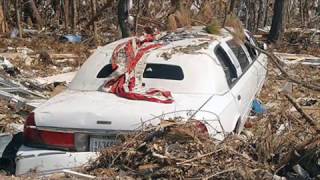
15,145,98,176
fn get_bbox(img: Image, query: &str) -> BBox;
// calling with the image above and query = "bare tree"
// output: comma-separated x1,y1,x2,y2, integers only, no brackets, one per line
64,0,70,31
118,0,131,38
268,0,286,43
72,0,78,31
25,0,43,27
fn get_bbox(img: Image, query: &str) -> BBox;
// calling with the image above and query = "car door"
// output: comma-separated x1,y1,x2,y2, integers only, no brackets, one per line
244,31,268,89
221,40,258,123
213,44,242,133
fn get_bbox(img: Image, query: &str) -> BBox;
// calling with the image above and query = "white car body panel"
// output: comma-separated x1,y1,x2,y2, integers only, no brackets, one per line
69,37,134,91
15,145,97,176
34,90,238,134
15,27,268,176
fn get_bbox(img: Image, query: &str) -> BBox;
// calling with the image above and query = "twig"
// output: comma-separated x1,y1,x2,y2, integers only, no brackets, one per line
191,19,207,26
152,152,169,159
138,17,166,26
63,169,96,179
204,168,237,180
282,93,319,132
109,131,144,167
226,146,255,162
176,148,223,165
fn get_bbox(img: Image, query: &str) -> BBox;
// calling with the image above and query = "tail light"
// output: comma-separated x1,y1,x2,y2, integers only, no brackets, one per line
24,112,76,151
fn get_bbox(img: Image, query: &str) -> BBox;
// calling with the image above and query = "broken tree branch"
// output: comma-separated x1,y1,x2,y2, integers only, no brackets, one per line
63,169,96,179
138,16,166,27
85,0,113,27
204,168,237,180
176,148,223,165
282,92,319,132
249,43,320,92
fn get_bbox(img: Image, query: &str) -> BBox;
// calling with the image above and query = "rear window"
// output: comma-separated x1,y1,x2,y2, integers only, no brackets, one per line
143,64,184,80
96,64,114,78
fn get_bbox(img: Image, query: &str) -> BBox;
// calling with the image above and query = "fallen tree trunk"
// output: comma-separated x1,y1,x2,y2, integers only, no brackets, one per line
282,93,319,132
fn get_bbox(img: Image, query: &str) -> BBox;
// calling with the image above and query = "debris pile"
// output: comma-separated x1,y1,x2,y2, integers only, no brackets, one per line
0,100,24,134
86,120,273,179
84,111,318,179
83,58,319,179
0,38,90,134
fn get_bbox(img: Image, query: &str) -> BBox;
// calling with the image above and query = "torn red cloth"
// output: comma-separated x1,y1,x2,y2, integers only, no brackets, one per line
104,37,174,104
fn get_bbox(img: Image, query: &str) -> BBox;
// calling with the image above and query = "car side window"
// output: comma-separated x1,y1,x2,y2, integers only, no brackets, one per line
244,37,257,61
227,40,250,71
97,64,115,78
247,32,261,52
215,45,238,86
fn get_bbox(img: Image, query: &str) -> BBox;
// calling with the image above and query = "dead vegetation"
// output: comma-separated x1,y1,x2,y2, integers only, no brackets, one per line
0,0,319,179
81,61,320,179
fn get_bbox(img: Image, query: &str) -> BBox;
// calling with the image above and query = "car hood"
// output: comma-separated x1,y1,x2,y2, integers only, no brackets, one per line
34,89,216,131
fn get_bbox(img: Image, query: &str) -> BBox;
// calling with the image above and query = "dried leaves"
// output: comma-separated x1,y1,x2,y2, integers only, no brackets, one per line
87,120,271,179
86,58,320,179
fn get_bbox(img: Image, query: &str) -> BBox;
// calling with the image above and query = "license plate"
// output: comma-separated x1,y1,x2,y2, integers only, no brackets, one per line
89,136,119,152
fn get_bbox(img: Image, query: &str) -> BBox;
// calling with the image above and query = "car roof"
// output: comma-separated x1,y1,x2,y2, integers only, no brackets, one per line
68,27,234,92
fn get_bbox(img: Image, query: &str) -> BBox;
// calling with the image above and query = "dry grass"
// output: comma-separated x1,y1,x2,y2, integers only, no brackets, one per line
166,4,191,31
225,14,245,42
205,18,221,35
175,7,191,27
167,14,178,31
196,1,214,24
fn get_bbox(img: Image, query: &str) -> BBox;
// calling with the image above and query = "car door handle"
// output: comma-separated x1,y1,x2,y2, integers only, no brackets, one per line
237,95,241,101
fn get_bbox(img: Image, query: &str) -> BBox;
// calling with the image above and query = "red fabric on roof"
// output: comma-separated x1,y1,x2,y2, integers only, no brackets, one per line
104,36,174,104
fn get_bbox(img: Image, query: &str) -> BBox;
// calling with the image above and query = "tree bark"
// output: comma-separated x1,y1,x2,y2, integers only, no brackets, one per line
263,0,269,27
317,0,320,15
15,0,23,38
91,0,97,41
52,0,62,26
64,0,70,32
72,0,78,31
299,0,304,24
257,0,264,28
229,0,236,14
0,2,6,33
303,0,309,26
268,0,285,43
118,0,131,38
28,0,43,27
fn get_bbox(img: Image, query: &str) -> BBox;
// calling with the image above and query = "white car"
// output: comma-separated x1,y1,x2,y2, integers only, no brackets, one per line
15,27,267,175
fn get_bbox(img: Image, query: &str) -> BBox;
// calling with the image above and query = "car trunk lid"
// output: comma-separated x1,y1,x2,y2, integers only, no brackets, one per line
34,90,213,131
